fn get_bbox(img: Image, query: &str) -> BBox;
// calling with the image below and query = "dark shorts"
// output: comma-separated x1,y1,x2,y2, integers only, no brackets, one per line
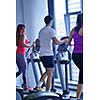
40,56,54,68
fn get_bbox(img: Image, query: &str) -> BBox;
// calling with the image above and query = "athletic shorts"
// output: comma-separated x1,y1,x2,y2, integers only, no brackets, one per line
40,56,54,68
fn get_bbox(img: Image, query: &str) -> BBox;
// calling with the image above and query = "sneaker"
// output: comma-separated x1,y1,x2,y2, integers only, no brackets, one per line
34,86,43,92
22,84,32,91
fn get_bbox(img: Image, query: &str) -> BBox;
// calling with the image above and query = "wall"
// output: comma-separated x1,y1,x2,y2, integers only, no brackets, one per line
16,0,48,88
16,0,24,24
16,0,48,42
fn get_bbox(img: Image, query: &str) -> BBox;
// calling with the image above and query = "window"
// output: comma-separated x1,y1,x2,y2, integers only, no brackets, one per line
68,0,81,13
54,0,83,82
65,0,83,81
54,0,66,39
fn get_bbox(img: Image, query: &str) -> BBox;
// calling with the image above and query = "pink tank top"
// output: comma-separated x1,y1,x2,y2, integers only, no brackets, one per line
16,38,29,55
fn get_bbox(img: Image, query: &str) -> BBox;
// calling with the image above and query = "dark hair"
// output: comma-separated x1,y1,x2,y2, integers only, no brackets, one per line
16,24,25,34
16,24,25,46
44,15,53,25
75,13,83,33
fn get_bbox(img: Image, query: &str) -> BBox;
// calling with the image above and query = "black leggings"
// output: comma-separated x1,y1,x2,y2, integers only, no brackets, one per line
72,53,83,84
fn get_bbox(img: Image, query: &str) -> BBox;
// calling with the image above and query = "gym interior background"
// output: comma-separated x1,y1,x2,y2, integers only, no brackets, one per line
16,0,83,93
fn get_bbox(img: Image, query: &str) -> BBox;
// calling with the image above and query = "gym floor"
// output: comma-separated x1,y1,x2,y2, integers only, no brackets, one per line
54,79,77,97
53,79,83,100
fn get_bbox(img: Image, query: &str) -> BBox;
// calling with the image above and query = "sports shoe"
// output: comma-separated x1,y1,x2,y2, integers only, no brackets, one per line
34,86,43,92
22,84,32,91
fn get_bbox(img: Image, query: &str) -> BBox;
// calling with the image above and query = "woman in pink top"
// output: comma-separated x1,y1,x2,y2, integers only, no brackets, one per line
16,24,34,90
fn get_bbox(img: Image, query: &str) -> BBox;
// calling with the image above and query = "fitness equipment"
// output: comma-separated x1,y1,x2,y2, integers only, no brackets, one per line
16,87,23,100
18,39,62,100
26,39,45,88
16,39,43,100
23,38,71,100
26,39,56,90
16,38,71,100
24,37,71,100
56,36,71,99
24,91,61,100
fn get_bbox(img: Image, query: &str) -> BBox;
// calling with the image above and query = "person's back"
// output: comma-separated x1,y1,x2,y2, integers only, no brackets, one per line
67,13,83,99
34,15,67,92
16,37,29,55
39,26,56,57
72,27,83,53
16,24,33,90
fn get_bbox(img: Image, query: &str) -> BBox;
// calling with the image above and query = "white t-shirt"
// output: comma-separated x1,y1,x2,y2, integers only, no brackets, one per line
38,26,57,57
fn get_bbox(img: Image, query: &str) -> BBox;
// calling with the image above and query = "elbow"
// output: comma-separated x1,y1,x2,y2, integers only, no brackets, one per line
54,41,60,45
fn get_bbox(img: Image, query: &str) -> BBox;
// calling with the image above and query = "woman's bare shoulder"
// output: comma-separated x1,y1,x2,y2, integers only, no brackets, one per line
79,27,83,36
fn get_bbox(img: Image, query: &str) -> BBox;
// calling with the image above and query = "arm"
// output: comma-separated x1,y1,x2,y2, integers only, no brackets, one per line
48,28,67,45
20,35,34,48
52,37,67,45
67,28,74,45
79,27,83,36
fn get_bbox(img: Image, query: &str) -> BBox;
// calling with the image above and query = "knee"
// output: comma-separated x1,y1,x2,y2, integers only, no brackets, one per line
47,71,53,77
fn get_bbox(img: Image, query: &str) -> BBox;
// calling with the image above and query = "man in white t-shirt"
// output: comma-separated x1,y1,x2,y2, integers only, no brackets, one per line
34,15,67,92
